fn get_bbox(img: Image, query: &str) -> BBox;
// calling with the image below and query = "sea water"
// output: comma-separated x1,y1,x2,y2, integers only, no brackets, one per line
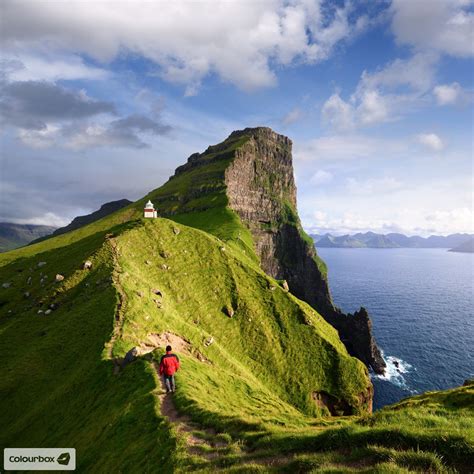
317,247,474,410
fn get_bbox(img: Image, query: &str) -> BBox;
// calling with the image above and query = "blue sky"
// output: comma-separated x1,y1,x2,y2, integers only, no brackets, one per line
0,0,472,236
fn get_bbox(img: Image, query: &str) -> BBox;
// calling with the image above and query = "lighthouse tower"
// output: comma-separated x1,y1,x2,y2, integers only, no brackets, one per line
144,200,158,218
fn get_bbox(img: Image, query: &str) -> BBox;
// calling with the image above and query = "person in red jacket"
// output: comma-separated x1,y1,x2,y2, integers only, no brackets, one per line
159,345,180,393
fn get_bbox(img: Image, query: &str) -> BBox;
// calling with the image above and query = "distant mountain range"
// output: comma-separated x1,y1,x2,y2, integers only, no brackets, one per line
0,223,57,252
0,199,133,252
311,232,474,250
449,237,474,253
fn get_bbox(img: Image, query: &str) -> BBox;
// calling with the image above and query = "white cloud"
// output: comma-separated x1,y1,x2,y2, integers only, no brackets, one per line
433,82,463,105
2,53,109,82
416,133,444,151
321,52,438,130
425,207,474,232
391,0,474,57
310,169,333,185
282,107,303,125
0,0,367,92
321,93,354,130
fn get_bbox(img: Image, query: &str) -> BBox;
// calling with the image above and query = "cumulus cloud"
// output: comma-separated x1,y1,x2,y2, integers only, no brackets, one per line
321,93,354,130
321,52,438,130
0,80,115,130
416,133,444,151
433,82,463,105
391,0,474,57
0,0,368,92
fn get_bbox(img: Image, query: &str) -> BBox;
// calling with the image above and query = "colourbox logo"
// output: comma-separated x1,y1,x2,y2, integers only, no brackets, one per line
4,448,75,470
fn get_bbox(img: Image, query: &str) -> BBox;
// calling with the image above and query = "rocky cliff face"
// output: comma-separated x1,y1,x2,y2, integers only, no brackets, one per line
160,126,385,374
224,127,386,374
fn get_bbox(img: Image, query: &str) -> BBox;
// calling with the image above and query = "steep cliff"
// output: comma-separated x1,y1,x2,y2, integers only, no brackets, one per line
158,127,385,374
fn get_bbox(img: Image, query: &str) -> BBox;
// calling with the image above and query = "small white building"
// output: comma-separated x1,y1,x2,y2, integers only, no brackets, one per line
144,200,158,218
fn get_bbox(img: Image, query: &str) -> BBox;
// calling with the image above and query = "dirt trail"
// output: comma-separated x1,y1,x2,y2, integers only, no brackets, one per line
152,361,223,462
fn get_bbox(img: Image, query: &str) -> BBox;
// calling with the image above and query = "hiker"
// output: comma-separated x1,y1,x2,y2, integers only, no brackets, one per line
159,345,180,393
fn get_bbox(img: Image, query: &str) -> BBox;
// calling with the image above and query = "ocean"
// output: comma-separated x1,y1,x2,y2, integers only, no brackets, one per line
317,247,474,410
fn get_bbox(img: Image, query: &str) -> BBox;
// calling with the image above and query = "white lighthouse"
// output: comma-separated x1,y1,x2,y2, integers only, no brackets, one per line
144,200,158,218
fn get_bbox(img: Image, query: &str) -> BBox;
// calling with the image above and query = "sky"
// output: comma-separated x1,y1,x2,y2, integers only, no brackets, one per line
0,0,473,236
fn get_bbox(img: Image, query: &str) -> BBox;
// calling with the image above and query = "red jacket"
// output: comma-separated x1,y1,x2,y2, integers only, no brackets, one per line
159,352,180,376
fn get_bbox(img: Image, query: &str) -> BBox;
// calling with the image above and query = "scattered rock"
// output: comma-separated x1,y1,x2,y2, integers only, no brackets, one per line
281,280,289,292
45,309,52,315
83,260,93,270
85,283,90,287
269,286,276,291
37,310,44,315
24,292,30,298
55,274,65,282
160,251,170,259
153,299,163,308
136,291,144,298
151,288,163,297
122,347,139,368
37,261,47,268
220,247,226,252
49,303,57,310
160,264,169,270
145,260,152,265
2,282,11,289
204,336,214,347
393,360,400,368
223,306,234,318
173,227,180,235
27,276,32,285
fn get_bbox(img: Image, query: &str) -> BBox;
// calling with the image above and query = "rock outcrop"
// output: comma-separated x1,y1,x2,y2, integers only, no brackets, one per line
161,126,386,374
223,128,385,374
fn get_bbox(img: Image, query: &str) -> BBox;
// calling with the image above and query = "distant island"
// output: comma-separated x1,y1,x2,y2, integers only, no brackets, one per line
311,231,474,249
449,237,474,253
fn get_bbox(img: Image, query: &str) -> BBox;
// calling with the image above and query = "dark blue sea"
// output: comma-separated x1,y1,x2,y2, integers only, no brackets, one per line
317,247,474,410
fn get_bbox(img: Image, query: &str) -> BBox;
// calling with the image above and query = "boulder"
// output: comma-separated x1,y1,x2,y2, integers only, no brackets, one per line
55,274,65,282
281,280,289,292
122,347,139,367
83,261,93,270
37,261,47,268
204,336,214,347
223,306,234,318
173,227,180,235
2,282,11,289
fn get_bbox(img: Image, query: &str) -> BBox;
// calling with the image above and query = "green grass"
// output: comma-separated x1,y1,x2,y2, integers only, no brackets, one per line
1,130,473,472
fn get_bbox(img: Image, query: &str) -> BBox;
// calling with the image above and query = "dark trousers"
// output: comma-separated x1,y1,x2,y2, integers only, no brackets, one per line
164,374,176,392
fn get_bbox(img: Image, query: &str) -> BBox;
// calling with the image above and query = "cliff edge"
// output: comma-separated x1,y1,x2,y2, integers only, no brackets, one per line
169,127,386,374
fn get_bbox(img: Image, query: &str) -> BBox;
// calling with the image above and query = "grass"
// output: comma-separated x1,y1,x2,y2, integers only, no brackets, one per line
1,130,473,473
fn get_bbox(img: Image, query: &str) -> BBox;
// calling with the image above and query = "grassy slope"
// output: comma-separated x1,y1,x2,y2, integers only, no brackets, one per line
1,130,473,472
1,214,472,473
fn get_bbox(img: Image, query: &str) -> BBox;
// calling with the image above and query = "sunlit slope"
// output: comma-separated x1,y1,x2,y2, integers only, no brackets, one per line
0,215,370,471
112,218,371,419
0,222,178,473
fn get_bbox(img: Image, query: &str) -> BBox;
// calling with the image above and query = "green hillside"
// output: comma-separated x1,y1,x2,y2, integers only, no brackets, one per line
1,129,473,473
